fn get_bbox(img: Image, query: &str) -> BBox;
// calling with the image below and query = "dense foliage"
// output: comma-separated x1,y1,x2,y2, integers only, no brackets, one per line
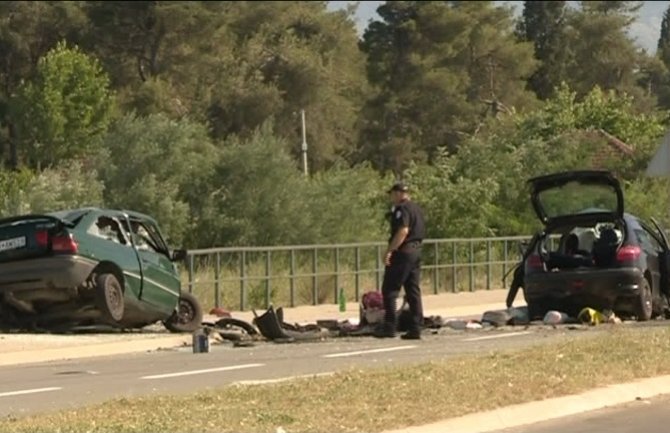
0,1,668,248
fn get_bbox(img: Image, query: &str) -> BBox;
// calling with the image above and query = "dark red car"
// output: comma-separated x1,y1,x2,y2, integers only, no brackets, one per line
508,170,670,322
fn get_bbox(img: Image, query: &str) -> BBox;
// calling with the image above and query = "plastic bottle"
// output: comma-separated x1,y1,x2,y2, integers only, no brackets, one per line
192,328,209,353
338,287,346,312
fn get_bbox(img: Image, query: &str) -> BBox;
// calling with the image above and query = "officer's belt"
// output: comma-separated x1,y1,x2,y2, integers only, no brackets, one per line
399,241,422,252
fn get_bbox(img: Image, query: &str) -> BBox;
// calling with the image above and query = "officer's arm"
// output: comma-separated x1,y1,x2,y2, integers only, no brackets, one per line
386,207,410,260
387,207,410,254
387,227,409,253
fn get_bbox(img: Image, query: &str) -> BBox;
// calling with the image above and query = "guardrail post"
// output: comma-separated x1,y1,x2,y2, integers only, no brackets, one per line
334,247,340,304
240,251,246,311
214,252,221,308
354,246,361,301
312,248,318,306
187,254,194,294
433,242,439,294
486,240,492,291
290,249,296,308
469,240,474,292
265,251,272,308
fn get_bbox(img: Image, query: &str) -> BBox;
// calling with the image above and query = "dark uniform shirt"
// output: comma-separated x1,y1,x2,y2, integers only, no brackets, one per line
389,199,425,247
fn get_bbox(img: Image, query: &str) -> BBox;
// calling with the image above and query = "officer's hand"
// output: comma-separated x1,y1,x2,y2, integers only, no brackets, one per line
384,250,392,266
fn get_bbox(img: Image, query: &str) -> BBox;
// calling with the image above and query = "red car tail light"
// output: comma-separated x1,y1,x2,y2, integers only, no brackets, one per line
35,230,48,248
527,254,543,270
52,233,78,254
616,245,641,263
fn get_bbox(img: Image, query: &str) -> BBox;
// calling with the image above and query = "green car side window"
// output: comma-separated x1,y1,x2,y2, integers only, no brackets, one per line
90,216,129,245
125,219,170,259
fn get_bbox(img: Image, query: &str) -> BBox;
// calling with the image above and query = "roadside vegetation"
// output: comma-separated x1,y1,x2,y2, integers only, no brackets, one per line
3,326,670,432
0,1,669,251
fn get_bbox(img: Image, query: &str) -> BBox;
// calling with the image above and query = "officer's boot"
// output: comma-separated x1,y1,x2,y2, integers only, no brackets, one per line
373,321,396,338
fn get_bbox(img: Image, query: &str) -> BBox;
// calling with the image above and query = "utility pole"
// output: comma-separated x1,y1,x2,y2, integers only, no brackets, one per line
301,109,308,176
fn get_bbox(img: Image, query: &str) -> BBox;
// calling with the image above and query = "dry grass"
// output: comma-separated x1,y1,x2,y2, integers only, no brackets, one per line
3,327,670,433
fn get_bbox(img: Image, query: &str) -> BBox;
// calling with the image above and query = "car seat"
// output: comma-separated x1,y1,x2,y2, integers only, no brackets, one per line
578,230,597,253
592,228,619,267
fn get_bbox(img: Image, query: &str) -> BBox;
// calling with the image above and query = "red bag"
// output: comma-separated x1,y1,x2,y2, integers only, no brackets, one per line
362,291,383,310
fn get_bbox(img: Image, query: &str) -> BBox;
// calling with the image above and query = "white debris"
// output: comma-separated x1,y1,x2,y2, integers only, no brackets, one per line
543,310,569,325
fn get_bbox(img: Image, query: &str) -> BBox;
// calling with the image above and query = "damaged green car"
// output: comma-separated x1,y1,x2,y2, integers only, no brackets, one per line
0,207,202,332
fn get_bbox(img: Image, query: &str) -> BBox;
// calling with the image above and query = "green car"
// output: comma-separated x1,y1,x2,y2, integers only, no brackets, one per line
0,207,202,332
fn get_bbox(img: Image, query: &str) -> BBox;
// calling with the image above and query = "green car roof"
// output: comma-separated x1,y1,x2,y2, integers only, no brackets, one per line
48,207,159,225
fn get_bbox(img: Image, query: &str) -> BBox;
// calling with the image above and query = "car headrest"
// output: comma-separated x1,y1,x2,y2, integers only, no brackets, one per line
598,228,619,246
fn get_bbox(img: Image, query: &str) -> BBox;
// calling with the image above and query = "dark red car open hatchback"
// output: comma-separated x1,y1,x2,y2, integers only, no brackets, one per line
509,170,670,322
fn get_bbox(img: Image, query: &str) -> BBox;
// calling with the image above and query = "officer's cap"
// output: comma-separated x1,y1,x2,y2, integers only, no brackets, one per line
387,182,409,193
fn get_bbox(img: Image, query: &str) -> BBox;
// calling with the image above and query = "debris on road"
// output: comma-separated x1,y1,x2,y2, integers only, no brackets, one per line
544,310,570,325
252,306,330,343
209,307,232,318
481,306,530,327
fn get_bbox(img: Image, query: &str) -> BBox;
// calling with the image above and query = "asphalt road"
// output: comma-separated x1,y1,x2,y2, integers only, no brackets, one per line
494,393,670,433
0,322,662,418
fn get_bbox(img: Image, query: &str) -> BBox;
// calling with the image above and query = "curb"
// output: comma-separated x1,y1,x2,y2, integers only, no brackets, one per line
0,335,191,367
382,374,670,433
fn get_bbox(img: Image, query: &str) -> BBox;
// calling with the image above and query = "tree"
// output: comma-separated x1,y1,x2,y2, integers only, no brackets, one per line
660,5,670,69
517,1,571,99
403,149,500,238
303,163,388,243
100,114,219,246
202,1,368,170
84,1,368,171
83,1,226,123
437,82,669,237
519,83,666,158
11,41,115,169
580,1,642,18
83,1,220,85
653,5,670,109
360,1,538,173
0,1,89,167
20,161,105,214
565,1,652,107
198,122,310,247
0,161,103,217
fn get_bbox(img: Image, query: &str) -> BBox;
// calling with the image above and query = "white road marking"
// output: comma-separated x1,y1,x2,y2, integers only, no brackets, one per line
233,372,336,386
462,331,532,342
140,363,264,380
323,345,417,358
0,387,62,398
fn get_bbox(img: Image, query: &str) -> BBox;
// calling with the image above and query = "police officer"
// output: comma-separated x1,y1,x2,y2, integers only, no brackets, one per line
374,182,426,340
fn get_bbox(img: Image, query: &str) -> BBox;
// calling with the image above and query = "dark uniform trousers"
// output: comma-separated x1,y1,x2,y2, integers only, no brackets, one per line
382,245,423,333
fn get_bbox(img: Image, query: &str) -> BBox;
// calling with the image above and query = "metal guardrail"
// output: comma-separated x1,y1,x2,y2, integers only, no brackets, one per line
184,236,541,311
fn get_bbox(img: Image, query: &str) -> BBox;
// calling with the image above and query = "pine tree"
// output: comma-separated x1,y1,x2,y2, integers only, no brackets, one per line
360,1,538,172
518,1,570,99
658,5,670,69
566,0,651,107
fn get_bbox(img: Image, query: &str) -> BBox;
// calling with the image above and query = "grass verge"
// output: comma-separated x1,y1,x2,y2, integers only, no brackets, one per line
3,327,670,433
